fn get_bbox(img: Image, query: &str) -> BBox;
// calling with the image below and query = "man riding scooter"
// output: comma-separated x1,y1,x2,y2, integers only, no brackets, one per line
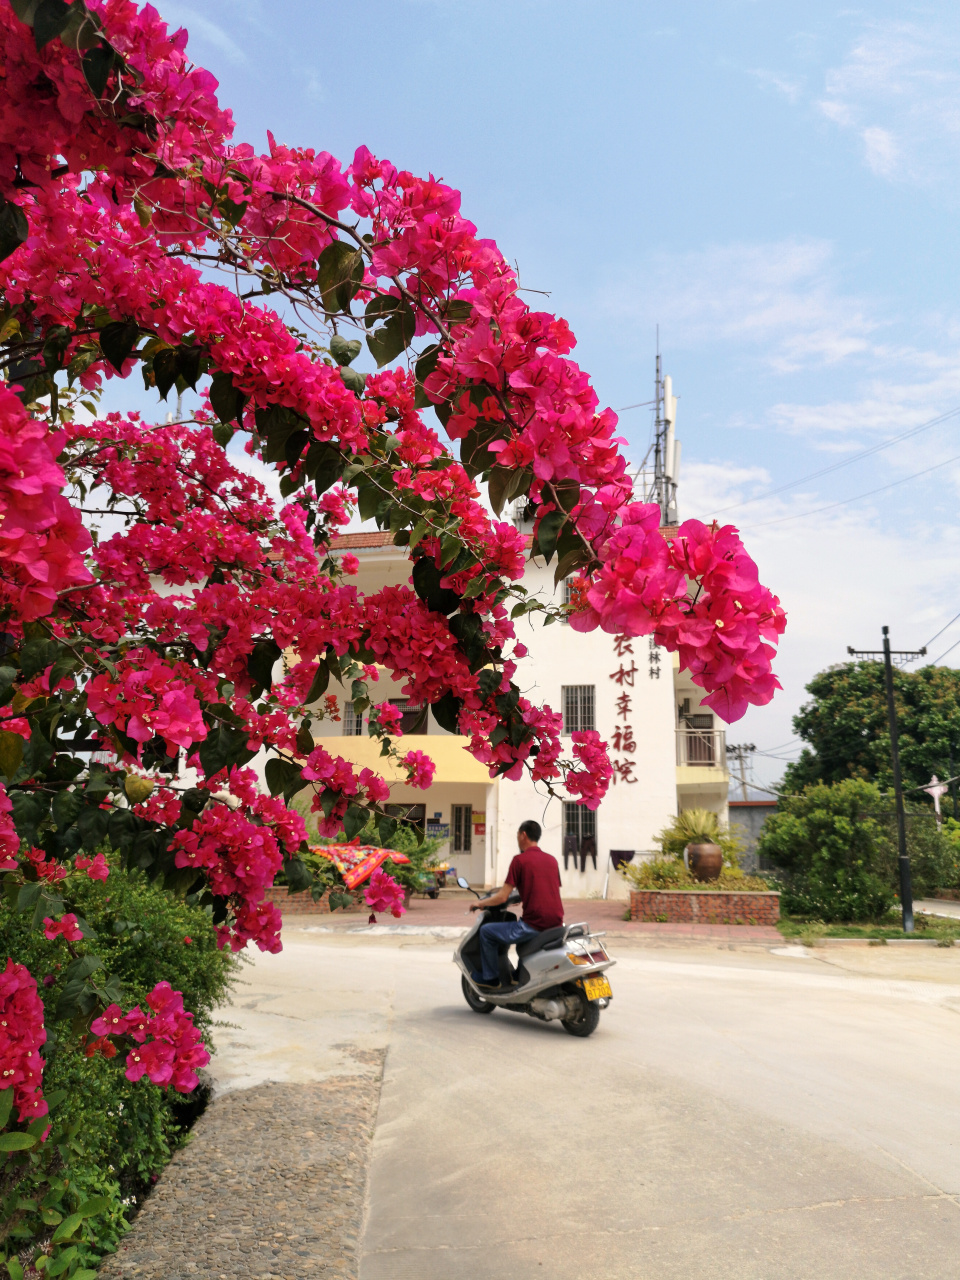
469,820,563,992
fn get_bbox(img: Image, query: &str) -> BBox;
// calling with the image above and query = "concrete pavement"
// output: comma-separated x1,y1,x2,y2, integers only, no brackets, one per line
211,926,960,1279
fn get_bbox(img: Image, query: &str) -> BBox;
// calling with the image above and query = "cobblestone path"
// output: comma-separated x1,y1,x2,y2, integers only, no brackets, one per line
99,1055,383,1279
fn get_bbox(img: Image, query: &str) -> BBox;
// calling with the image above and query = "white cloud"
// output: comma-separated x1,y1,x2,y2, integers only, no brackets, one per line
157,4,249,65
602,239,879,372
748,68,803,104
679,458,960,786
816,20,960,186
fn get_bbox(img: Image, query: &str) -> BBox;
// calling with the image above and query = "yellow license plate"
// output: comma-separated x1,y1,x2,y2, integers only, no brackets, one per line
582,974,612,1000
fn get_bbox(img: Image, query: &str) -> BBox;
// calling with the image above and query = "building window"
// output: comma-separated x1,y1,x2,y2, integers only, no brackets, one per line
563,801,597,871
561,576,575,624
562,685,595,734
452,804,473,853
386,803,426,828
680,710,715,764
389,698,426,734
343,701,364,736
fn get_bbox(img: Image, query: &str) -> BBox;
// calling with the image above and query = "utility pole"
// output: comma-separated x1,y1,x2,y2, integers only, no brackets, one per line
951,744,958,822
726,743,756,801
847,629,927,933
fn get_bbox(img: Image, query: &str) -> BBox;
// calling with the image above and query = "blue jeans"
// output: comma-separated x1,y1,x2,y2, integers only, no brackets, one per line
477,919,538,982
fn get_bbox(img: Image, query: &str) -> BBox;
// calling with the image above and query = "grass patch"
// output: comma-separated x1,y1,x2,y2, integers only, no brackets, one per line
778,910,960,945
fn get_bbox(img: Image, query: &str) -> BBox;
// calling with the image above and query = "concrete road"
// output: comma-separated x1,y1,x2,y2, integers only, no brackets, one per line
212,930,960,1279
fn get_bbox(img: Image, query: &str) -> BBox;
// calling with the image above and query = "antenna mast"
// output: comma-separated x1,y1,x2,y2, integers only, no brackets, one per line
637,333,680,525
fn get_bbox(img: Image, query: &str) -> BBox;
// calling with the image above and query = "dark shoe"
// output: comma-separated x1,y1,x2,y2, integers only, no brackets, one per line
471,974,500,990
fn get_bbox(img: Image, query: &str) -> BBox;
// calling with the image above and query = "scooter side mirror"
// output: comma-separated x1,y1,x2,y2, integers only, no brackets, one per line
457,876,470,889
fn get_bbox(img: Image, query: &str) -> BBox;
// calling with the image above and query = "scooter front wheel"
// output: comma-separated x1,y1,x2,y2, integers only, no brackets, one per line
461,974,496,1014
561,991,601,1037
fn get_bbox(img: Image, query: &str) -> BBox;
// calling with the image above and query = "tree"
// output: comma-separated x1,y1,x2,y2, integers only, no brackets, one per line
0,0,784,1258
783,662,960,796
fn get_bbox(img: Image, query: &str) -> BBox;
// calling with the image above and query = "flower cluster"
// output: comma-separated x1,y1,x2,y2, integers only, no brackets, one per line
364,867,406,919
0,0,784,1095
90,982,210,1094
42,913,84,943
0,959,47,1123
570,505,786,721
0,384,91,621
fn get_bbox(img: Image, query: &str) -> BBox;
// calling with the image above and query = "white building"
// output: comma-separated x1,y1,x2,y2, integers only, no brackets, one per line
306,524,730,901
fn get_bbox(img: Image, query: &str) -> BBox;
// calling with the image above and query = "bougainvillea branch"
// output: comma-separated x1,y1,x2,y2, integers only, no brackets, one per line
0,0,784,1126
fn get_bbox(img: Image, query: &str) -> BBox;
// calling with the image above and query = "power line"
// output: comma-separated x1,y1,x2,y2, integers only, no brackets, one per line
712,404,960,517
933,635,960,665
922,608,960,651
742,448,960,531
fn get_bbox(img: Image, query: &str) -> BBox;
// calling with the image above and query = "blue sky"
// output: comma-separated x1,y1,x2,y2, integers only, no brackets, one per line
152,0,960,786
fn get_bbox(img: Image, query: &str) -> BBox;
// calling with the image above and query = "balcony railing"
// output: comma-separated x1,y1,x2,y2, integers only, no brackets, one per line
675,728,727,768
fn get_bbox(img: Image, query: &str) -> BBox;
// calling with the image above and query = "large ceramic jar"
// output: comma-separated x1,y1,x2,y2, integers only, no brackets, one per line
686,842,723,882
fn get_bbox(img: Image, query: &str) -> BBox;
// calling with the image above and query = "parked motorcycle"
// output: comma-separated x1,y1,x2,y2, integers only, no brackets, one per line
453,878,614,1037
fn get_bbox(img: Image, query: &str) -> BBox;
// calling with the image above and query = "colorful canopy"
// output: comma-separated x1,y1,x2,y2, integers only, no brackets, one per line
312,844,409,889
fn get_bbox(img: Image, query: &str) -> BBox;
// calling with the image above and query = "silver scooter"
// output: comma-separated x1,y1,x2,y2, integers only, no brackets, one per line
453,877,615,1037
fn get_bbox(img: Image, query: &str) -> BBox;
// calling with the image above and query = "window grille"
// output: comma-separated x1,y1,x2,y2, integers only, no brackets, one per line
389,698,426,734
343,701,364,736
452,804,473,853
562,685,595,734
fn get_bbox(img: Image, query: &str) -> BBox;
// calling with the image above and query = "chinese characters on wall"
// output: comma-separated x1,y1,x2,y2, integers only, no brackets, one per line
609,635,638,785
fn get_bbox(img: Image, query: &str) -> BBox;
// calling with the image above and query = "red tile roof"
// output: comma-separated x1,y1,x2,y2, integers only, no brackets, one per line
331,531,396,549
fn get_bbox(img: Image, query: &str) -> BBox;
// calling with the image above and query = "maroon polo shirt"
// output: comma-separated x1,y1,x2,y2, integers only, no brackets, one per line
505,845,564,931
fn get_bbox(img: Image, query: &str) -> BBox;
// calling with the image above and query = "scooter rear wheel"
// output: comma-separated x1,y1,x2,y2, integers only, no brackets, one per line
461,974,496,1014
561,991,601,1037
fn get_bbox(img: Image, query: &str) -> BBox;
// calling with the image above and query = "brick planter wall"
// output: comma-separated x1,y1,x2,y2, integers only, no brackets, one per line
263,886,366,916
629,889,780,925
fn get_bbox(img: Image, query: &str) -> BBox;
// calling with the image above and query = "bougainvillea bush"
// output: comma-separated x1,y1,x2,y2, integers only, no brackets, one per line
0,0,784,1270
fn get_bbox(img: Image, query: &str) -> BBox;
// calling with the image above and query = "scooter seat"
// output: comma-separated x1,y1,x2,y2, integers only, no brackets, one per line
515,925,566,958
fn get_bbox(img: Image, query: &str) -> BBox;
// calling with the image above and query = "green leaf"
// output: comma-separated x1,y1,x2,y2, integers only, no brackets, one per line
366,298,416,368
209,370,247,424
151,346,178,400
0,666,16,698
303,440,346,494
99,319,139,373
5,1258,25,1280
51,788,81,831
46,1246,78,1277
0,1087,13,1129
295,720,314,755
247,638,281,694
444,299,473,325
76,1195,111,1219
342,804,368,841
264,758,305,799
408,519,430,551
329,335,362,366
33,0,70,48
64,955,101,984
339,366,366,394
51,1212,83,1243
304,662,329,703
0,1131,38,1151
535,508,567,563
176,344,204,391
0,730,23,780
317,241,364,313
0,197,28,265
356,482,381,523
430,691,463,734
211,422,234,447
281,856,312,893
81,41,114,98
414,343,441,408
412,557,459,616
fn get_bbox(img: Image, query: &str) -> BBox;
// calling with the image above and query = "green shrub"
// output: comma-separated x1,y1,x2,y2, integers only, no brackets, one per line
756,779,895,921
619,858,769,892
1,858,238,1272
